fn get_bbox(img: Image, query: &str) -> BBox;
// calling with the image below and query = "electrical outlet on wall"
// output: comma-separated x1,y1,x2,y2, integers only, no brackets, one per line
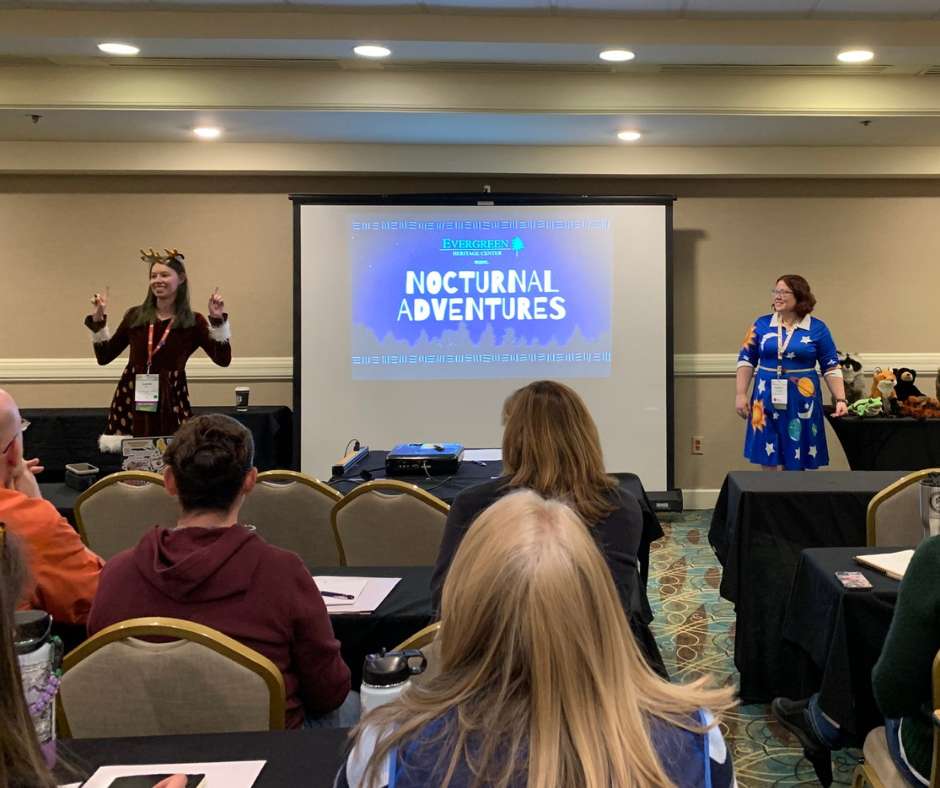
691,435,704,455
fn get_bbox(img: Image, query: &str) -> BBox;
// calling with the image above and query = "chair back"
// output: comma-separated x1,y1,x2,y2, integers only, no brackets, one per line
867,469,940,547
331,480,449,566
58,617,285,738
395,622,442,688
74,471,179,559
240,470,343,565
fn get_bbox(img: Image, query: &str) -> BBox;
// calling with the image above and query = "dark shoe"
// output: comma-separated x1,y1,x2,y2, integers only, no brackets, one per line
771,697,834,787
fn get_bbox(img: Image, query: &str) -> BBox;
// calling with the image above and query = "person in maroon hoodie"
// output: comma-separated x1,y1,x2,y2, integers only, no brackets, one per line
87,414,355,729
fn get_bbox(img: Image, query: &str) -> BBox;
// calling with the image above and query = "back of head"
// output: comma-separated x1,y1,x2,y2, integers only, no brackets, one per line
501,380,616,523
360,491,734,788
0,528,56,787
164,415,254,513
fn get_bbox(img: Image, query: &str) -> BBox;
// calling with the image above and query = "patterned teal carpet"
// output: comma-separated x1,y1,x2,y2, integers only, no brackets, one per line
650,511,862,786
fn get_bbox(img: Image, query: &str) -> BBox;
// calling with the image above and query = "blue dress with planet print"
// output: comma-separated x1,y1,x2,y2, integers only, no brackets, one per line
738,312,842,469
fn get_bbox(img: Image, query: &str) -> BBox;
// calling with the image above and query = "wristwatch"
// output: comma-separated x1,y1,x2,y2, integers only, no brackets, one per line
835,398,847,404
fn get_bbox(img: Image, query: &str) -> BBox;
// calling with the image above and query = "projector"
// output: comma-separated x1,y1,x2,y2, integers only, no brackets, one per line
386,443,464,476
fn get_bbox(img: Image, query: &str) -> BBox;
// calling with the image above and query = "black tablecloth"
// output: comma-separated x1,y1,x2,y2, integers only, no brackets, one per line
311,566,433,689
781,546,899,742
23,406,293,482
826,413,940,471
708,470,905,702
330,453,663,585
58,728,348,788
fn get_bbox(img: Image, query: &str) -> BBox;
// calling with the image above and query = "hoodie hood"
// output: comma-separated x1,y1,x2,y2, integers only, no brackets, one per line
133,524,261,603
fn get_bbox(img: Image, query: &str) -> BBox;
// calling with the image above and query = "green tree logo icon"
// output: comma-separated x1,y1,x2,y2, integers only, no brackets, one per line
511,237,525,256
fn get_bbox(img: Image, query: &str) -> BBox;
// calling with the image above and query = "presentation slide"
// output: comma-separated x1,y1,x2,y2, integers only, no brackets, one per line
296,199,672,493
349,214,612,380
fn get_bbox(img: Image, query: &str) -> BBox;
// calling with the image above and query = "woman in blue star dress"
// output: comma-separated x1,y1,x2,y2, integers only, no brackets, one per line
735,275,848,470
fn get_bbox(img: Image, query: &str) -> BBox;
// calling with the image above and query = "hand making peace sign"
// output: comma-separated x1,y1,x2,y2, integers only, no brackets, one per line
90,286,109,322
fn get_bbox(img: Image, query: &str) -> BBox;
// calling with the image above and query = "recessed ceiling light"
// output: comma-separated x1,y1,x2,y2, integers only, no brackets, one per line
599,49,636,63
193,127,221,140
617,130,642,142
97,42,140,56
353,45,391,59
837,49,874,63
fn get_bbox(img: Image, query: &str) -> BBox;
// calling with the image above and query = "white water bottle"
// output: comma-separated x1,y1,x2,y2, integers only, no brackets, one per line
360,649,428,714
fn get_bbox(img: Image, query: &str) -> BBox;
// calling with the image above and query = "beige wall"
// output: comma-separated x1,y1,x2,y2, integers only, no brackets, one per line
3,174,938,490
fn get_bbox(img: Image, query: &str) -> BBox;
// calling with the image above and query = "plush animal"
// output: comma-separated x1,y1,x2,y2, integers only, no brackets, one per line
870,368,899,415
899,396,940,420
838,352,866,404
892,367,923,401
848,397,884,417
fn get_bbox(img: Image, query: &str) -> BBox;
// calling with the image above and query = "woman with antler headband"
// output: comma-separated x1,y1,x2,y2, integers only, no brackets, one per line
84,249,231,451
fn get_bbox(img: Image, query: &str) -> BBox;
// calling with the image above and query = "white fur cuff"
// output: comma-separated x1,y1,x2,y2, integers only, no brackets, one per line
99,434,125,453
91,325,111,344
208,320,231,343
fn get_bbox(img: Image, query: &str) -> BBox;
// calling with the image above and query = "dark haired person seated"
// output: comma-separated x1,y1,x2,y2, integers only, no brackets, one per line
773,534,940,787
88,414,355,729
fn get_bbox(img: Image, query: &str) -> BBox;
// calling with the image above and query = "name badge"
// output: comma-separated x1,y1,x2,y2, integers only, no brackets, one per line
771,378,788,410
135,373,160,413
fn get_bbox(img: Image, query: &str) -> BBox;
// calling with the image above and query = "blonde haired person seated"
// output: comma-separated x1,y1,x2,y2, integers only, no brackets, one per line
339,491,736,788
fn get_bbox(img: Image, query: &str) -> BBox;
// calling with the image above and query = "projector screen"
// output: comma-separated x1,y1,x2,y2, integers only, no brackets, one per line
293,195,674,494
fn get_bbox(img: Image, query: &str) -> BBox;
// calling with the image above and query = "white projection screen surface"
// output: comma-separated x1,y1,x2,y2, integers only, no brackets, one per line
294,196,675,494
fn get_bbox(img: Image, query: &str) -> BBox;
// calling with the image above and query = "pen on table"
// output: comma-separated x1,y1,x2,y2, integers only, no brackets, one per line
321,591,355,600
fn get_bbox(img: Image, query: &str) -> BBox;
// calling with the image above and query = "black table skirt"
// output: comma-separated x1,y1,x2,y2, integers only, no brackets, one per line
58,728,349,788
826,413,940,471
781,546,899,742
310,566,434,690
708,470,905,702
23,406,293,482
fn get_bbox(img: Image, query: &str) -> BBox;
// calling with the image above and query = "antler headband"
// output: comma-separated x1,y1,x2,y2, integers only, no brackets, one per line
140,248,186,266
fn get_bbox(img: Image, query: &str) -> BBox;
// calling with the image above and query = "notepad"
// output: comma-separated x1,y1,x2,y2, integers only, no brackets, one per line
313,576,401,614
313,576,368,606
463,448,502,462
74,760,265,788
854,550,915,581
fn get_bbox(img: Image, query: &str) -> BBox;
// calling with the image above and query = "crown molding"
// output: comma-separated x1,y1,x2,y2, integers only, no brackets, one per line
675,353,940,377
4,353,937,383
0,356,292,383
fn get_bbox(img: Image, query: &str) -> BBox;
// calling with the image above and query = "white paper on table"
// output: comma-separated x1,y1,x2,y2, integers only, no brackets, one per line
78,760,265,788
315,577,400,614
313,576,369,606
463,448,502,462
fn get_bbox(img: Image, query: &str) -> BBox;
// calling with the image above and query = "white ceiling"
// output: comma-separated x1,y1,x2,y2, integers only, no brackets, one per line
4,0,940,150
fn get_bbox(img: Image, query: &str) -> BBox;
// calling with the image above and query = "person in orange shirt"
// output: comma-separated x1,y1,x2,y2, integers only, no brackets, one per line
0,388,103,624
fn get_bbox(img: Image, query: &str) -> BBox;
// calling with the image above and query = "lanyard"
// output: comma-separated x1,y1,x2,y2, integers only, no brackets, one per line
146,317,174,373
776,319,797,377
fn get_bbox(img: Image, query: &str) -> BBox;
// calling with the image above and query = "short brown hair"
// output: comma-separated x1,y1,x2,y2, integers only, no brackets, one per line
164,415,254,512
776,274,817,318
501,380,618,524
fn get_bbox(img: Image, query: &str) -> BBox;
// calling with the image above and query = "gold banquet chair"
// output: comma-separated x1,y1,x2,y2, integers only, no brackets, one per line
240,470,343,566
852,648,940,788
395,622,442,688
58,617,286,738
74,471,179,559
867,469,940,548
331,480,449,566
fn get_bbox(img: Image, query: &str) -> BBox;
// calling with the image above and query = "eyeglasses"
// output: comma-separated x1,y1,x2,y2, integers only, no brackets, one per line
1,419,29,455
771,289,794,297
